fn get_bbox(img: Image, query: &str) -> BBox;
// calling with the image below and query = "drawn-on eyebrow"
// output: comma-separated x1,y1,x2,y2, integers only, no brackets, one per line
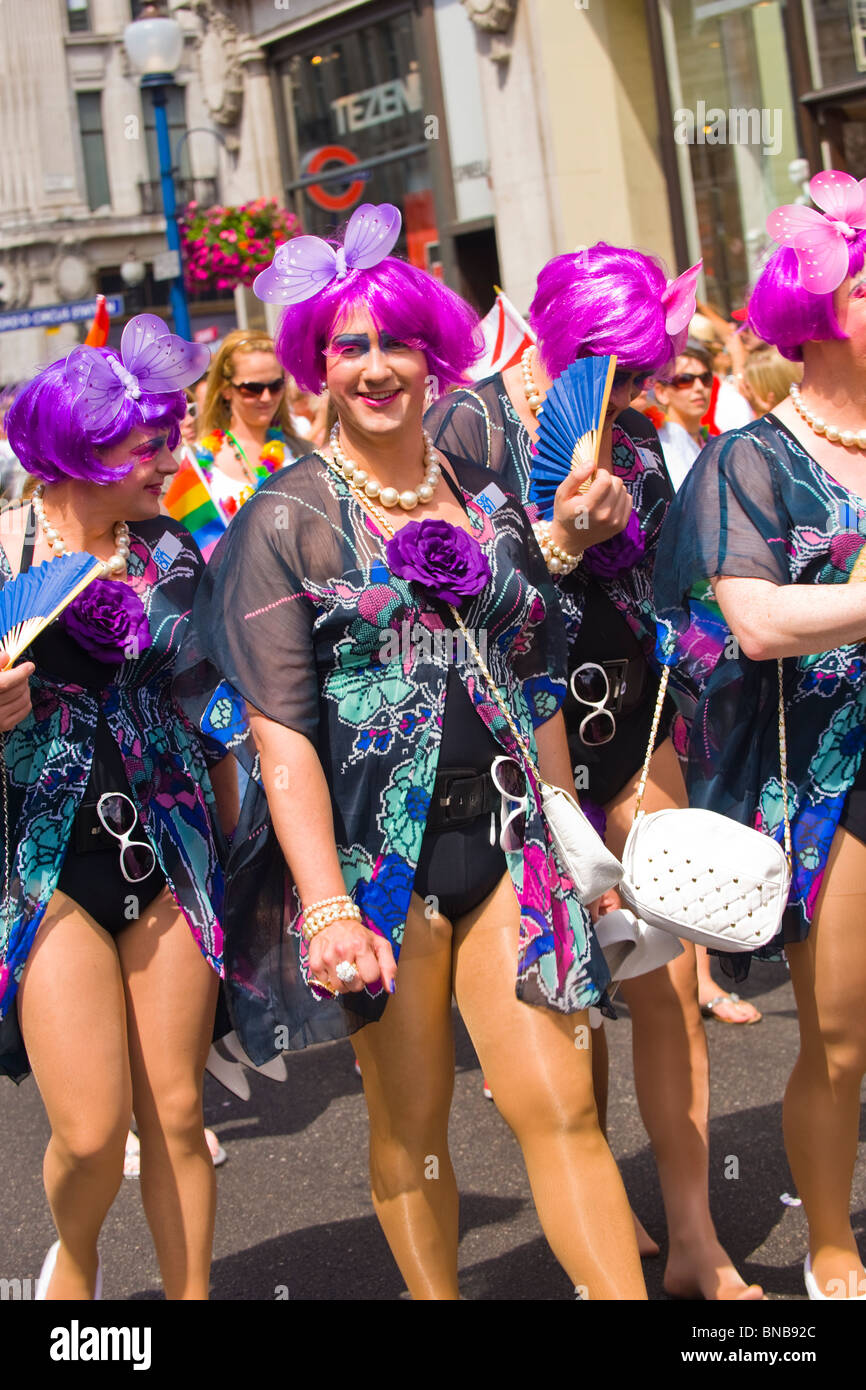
131,434,167,454
329,333,371,350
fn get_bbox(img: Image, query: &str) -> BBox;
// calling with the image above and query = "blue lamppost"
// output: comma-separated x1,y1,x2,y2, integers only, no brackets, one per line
123,7,191,338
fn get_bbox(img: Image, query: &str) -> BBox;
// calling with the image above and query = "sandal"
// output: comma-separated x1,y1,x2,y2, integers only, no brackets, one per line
700,992,762,1025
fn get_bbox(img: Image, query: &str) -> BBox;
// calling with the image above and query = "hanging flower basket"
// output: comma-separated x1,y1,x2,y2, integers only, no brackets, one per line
179,197,301,296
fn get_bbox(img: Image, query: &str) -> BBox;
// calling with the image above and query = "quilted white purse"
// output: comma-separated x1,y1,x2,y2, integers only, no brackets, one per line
618,661,792,953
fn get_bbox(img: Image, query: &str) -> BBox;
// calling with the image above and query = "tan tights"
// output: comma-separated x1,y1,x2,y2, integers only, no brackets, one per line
784,827,866,1297
350,873,647,1300
18,887,218,1300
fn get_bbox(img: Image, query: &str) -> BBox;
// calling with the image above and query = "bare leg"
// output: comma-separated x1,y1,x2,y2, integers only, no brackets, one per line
350,894,459,1300
784,827,866,1297
606,736,762,1300
591,1018,659,1257
452,873,647,1299
17,893,131,1299
117,888,219,1300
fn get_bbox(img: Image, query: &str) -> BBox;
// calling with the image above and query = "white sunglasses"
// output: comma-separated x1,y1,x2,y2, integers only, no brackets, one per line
96,792,157,884
490,755,529,852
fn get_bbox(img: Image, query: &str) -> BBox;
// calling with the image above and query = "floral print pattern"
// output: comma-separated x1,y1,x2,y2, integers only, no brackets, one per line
0,516,225,1026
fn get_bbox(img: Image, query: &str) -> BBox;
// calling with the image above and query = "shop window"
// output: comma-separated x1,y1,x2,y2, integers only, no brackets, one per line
666,0,799,312
76,91,111,211
67,0,90,32
277,11,436,268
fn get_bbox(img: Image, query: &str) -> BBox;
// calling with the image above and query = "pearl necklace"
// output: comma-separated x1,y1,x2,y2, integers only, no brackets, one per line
32,485,131,576
521,345,543,414
329,423,441,511
789,382,866,449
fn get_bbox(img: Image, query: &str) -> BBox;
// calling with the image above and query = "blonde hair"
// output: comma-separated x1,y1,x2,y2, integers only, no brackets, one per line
742,347,803,414
198,330,297,439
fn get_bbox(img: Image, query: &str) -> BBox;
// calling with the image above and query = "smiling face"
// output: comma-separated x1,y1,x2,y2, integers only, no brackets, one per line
323,306,428,446
95,423,180,520
222,349,286,433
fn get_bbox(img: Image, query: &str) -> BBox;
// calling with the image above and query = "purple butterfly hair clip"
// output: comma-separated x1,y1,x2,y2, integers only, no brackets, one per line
253,203,402,305
65,313,211,433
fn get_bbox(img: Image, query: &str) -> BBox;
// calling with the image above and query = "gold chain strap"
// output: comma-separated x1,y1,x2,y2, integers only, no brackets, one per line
632,656,793,870
633,665,670,817
777,657,792,867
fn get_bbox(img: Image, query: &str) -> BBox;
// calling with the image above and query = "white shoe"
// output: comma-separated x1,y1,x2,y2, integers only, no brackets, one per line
204,1044,250,1101
224,1031,288,1083
35,1241,59,1300
35,1241,102,1300
804,1254,866,1299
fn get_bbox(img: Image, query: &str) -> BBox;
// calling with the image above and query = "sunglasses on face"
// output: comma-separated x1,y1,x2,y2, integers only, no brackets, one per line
661,371,713,389
570,663,616,747
96,792,156,884
232,377,286,398
612,369,653,392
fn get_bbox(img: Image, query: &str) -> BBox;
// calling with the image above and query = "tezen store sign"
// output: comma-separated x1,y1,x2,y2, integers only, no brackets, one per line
330,71,422,136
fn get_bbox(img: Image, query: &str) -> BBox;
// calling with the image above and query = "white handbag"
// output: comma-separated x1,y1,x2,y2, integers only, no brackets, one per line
540,780,624,903
451,609,623,905
618,661,792,953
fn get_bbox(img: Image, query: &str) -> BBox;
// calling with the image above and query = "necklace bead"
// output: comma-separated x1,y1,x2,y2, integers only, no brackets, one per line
329,424,440,511
789,383,866,450
32,485,129,577
522,345,543,415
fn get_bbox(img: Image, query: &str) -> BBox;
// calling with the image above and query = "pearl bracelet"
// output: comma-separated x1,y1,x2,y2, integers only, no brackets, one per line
302,899,362,942
533,520,583,576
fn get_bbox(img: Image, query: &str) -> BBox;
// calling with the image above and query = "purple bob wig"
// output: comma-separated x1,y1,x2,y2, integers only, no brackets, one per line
6,350,185,486
273,257,483,396
529,243,682,379
748,236,866,362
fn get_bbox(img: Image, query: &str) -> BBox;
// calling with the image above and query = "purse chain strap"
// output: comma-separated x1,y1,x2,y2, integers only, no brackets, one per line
633,655,792,868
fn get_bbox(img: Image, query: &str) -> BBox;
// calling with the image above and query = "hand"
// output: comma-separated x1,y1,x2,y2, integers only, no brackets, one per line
309,918,397,995
588,887,623,924
0,661,34,731
550,454,633,556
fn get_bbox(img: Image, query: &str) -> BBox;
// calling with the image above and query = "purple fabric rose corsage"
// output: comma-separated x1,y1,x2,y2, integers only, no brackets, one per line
386,518,491,606
580,509,646,580
59,578,152,665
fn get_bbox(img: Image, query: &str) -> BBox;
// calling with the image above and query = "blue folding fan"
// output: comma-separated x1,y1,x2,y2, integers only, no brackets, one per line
528,355,618,520
0,552,105,669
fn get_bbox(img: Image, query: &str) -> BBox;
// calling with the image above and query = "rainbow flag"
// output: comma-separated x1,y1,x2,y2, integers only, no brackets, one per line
164,457,226,560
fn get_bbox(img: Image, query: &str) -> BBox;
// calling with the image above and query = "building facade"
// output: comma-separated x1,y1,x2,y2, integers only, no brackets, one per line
2,0,866,382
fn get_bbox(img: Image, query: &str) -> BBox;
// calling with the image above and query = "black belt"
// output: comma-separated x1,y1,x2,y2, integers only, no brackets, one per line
597,656,650,716
426,766,499,831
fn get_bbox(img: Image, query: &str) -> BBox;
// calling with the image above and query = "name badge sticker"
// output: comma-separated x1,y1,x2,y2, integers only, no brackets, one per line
153,530,184,572
475,482,508,516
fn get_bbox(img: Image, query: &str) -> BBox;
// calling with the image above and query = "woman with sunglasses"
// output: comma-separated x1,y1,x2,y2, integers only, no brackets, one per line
653,343,715,491
167,330,307,531
656,171,866,1300
0,316,236,1299
427,243,762,1300
179,205,646,1300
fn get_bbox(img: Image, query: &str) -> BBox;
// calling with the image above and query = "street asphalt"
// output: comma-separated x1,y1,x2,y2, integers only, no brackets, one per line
2,958,863,1307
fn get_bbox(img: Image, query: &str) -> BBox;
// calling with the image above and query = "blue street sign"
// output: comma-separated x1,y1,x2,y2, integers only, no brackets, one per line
0,296,125,334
